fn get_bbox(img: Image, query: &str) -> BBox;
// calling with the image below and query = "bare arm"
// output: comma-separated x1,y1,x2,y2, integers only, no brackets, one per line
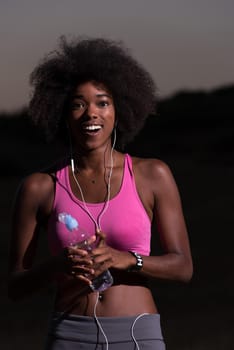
7,173,61,299
139,159,193,282
8,172,97,300
89,159,193,283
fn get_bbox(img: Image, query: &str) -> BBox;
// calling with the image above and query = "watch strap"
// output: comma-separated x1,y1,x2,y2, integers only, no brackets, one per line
128,251,143,271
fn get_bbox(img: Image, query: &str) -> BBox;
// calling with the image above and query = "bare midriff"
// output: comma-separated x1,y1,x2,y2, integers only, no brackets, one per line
54,271,158,317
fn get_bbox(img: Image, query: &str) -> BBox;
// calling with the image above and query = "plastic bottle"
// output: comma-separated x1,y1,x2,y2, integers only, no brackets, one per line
58,212,113,292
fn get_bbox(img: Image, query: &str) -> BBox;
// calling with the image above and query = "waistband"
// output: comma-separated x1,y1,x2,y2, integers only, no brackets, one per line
47,312,164,344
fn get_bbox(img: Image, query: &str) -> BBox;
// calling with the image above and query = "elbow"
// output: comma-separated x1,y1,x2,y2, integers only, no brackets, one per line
179,257,193,283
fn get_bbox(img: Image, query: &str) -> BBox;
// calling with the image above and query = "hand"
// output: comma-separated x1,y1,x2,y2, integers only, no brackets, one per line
90,230,134,274
59,235,97,285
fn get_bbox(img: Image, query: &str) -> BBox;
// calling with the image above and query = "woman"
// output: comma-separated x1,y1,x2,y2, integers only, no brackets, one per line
8,37,193,349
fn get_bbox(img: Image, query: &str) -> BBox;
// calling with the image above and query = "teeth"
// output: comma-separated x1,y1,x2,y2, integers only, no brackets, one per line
84,125,102,131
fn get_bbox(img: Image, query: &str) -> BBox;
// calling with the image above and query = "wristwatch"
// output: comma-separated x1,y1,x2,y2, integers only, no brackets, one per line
128,251,143,272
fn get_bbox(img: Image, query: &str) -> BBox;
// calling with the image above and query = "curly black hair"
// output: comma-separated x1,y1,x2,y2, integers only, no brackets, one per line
29,36,157,149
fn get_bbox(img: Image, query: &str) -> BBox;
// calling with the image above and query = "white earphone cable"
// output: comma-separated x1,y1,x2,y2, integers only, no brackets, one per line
69,128,146,350
131,313,150,350
69,129,117,349
70,128,116,232
94,293,109,350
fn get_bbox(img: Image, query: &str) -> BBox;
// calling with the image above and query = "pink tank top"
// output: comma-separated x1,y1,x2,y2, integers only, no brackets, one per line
47,154,151,256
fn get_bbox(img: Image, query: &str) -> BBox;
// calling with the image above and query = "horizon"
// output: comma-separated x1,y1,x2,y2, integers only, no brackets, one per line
1,0,234,113
1,81,234,116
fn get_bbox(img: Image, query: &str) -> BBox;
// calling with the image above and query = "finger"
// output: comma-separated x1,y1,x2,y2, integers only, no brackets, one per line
70,253,93,262
70,263,95,278
93,254,112,267
72,265,95,276
71,272,94,286
95,231,106,247
67,246,88,257
65,252,93,276
75,275,93,286
85,235,97,249
63,248,91,275
96,229,106,239
71,272,91,282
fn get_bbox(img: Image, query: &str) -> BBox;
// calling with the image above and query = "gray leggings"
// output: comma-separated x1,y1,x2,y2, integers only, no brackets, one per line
45,312,166,349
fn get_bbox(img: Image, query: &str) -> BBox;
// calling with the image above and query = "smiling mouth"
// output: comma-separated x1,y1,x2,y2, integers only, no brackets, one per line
82,124,103,135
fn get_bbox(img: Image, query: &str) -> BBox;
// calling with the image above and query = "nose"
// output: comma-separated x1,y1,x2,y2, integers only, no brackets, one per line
85,103,98,118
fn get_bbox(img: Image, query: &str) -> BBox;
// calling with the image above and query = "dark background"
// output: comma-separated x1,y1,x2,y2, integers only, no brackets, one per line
1,85,234,349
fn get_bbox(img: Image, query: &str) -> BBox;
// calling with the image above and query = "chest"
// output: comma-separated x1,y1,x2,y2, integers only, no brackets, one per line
69,167,122,203
68,166,154,221
47,161,153,255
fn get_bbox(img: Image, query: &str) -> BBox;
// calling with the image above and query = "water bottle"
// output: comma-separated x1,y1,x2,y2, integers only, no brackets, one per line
58,212,113,292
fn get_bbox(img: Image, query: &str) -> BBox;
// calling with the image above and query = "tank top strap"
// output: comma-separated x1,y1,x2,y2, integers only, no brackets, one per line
121,153,135,194
55,166,67,191
125,153,134,177
123,154,146,216
53,160,71,209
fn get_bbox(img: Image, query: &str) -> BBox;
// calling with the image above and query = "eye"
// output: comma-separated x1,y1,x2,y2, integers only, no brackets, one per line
71,100,86,110
98,100,110,107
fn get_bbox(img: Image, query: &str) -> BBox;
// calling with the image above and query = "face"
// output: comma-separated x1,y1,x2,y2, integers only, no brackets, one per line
68,81,115,152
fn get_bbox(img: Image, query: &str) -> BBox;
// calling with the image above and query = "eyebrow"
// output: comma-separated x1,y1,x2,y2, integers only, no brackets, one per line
72,93,112,99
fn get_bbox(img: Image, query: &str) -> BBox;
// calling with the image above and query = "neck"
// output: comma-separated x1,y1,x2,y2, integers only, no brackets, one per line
73,143,114,172
70,143,115,231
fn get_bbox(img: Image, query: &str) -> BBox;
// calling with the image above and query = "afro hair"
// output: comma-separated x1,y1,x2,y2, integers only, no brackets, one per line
29,36,157,149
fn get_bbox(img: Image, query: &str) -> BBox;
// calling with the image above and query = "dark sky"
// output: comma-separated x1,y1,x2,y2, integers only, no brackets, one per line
1,0,234,112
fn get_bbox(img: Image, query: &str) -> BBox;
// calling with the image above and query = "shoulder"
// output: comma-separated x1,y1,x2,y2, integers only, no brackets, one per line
130,155,178,197
119,153,176,194
19,157,68,199
131,156,173,180
18,172,55,206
